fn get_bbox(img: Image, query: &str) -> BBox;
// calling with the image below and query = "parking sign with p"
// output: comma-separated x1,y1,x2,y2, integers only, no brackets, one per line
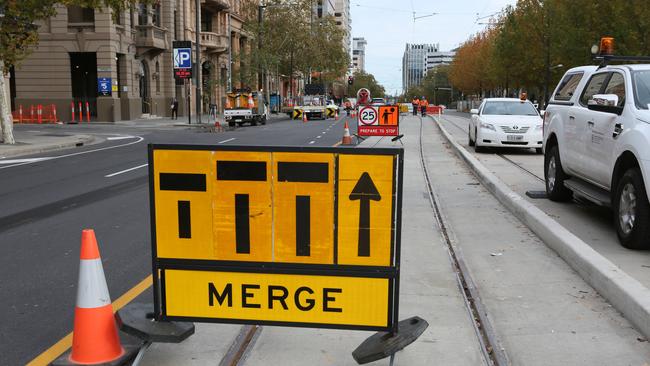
173,48,192,69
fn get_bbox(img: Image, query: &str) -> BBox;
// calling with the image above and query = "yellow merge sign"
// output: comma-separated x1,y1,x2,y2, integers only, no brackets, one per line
148,145,404,331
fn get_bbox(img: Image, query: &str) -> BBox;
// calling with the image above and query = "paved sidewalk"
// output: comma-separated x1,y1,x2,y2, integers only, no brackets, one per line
0,129,95,159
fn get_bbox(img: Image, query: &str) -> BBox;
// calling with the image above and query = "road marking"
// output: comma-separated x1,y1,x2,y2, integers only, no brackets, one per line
105,163,148,178
0,157,51,164
218,138,236,144
106,136,137,141
309,141,316,144
0,136,144,170
316,136,322,139
27,275,153,366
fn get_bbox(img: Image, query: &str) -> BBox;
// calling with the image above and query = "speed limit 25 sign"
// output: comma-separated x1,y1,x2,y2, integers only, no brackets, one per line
357,105,399,137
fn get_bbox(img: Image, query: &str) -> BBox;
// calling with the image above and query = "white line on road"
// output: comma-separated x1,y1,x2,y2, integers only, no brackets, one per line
105,163,149,178
107,136,137,141
0,157,51,164
218,138,236,144
316,136,322,139
0,136,144,170
309,141,316,144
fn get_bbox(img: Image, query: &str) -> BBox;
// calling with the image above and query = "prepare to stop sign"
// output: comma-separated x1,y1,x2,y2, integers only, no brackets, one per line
357,105,399,137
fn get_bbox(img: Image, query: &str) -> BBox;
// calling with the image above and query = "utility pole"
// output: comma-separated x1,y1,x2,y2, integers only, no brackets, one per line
227,10,232,92
194,0,202,123
258,3,264,91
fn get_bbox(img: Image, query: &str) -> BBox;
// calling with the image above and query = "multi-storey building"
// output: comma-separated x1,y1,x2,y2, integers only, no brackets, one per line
352,37,367,73
9,0,249,122
402,43,456,92
334,0,351,55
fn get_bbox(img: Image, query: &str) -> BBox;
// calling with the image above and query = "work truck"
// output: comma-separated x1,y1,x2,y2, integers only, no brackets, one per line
543,37,650,249
224,91,268,127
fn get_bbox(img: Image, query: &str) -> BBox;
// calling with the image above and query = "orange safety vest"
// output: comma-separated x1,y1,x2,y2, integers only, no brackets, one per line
412,99,420,106
420,99,429,108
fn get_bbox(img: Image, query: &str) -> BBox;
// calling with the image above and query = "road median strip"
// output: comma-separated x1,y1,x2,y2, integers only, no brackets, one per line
433,115,650,342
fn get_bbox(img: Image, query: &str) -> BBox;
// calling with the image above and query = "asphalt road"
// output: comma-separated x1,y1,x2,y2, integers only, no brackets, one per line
0,114,356,365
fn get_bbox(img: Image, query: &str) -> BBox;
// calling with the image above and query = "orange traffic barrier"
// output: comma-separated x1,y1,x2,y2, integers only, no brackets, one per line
78,102,82,122
30,105,35,123
71,102,76,123
19,105,23,123
85,102,90,123
37,104,43,124
70,229,125,364
342,121,353,145
426,105,443,115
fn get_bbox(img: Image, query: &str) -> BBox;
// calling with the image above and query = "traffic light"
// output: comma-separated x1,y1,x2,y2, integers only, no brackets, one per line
348,76,354,85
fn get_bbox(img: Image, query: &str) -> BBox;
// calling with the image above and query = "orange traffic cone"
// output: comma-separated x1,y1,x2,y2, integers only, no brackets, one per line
247,94,255,108
335,109,339,119
302,110,308,123
67,230,127,364
342,121,353,145
225,97,232,109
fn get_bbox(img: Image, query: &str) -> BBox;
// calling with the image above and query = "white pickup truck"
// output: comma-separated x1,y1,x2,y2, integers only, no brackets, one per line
543,63,650,249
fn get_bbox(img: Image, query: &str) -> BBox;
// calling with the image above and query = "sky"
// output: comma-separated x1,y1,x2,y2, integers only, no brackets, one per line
349,0,517,95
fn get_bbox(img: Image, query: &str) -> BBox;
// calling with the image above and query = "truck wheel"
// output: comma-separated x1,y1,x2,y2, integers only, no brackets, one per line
614,168,650,249
544,145,572,201
261,116,267,125
229,122,235,128
251,120,257,126
237,122,243,127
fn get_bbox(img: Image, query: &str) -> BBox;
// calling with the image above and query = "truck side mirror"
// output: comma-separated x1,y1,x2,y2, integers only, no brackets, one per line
588,94,623,115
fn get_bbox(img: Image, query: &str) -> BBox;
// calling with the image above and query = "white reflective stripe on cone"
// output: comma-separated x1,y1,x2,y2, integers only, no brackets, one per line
76,258,112,309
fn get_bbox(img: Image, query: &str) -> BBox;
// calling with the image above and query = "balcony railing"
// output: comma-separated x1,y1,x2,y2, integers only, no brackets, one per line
201,31,228,53
135,25,169,51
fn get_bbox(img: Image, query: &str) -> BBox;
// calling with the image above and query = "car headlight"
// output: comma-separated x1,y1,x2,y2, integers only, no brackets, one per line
480,122,496,131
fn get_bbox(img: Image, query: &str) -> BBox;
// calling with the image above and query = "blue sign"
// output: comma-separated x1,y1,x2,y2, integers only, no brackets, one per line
98,77,112,96
173,48,192,69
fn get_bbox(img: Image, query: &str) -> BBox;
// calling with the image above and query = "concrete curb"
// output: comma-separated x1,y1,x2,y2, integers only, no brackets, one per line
0,134,96,158
432,115,650,341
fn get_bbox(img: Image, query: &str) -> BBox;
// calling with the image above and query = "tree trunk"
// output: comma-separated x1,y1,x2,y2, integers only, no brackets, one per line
0,70,15,144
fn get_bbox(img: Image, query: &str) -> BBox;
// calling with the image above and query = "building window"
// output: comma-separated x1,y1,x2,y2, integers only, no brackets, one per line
153,4,162,27
68,6,95,24
138,4,148,26
201,12,213,32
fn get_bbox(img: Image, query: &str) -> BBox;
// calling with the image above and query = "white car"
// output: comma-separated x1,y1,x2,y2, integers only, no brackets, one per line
469,98,544,153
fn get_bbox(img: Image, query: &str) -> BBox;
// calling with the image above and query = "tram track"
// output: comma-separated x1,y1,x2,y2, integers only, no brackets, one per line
418,117,509,366
442,117,544,183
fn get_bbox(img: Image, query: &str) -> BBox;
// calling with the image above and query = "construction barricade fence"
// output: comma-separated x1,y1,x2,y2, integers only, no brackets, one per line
12,104,60,124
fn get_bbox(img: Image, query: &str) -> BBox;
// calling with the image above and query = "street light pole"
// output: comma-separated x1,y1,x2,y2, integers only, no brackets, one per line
194,0,202,123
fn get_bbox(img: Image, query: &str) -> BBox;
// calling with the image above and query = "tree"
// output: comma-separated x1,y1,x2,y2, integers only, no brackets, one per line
0,0,149,144
240,0,349,93
349,71,385,99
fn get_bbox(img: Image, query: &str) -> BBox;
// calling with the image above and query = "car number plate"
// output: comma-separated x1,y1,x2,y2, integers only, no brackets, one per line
507,135,523,141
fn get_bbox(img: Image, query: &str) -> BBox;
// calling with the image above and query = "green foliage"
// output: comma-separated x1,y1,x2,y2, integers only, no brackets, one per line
349,71,385,99
1,0,150,72
450,0,650,99
241,0,349,87
404,66,458,105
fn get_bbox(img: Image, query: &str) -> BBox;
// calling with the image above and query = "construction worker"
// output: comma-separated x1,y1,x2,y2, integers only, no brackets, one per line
420,97,429,116
411,97,419,115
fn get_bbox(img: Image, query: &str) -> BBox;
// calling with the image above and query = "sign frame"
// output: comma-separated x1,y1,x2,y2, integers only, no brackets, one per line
148,144,404,332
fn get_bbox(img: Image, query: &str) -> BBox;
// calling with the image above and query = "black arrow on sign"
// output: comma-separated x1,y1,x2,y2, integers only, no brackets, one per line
349,172,381,257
